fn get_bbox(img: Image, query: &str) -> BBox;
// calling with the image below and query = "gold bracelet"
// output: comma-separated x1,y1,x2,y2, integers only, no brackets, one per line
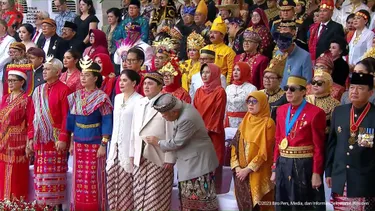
102,137,109,143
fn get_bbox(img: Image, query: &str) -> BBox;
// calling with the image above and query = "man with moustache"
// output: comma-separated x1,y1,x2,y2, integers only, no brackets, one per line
274,31,312,87
61,21,85,54
271,75,326,211
205,16,236,84
129,72,176,210
36,19,68,61
326,72,375,211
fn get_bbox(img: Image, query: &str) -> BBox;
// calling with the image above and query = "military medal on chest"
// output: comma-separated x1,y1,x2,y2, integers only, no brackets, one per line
349,103,371,146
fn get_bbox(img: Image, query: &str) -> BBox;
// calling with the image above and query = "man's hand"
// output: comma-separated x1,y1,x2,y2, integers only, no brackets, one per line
97,145,106,158
312,173,322,189
145,136,159,146
326,177,332,188
55,141,67,152
163,163,174,170
270,172,276,184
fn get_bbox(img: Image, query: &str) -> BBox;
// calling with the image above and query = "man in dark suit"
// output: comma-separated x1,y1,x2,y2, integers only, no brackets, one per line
326,72,375,211
308,0,345,61
36,18,68,61
26,47,45,89
61,21,85,54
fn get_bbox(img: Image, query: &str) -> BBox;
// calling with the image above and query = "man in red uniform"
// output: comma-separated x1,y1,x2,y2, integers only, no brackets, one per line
271,75,326,211
27,57,71,210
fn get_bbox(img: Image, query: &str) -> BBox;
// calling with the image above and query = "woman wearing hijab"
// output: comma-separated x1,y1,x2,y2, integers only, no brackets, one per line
248,8,274,58
159,59,191,103
83,29,110,59
93,53,117,98
230,91,275,211
225,62,257,128
194,63,226,193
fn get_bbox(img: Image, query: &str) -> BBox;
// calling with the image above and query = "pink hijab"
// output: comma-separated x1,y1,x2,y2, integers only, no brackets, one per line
201,63,222,94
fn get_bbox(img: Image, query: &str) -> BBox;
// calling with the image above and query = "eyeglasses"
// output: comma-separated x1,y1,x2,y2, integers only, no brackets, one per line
246,98,258,105
263,76,279,81
62,28,72,32
125,58,138,64
311,80,325,86
283,85,302,92
89,34,95,38
163,74,172,78
7,79,20,83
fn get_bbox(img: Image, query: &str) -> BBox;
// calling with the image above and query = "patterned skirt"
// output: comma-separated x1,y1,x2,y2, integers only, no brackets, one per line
107,152,134,211
72,143,106,211
179,172,219,211
133,158,173,211
34,148,68,206
331,183,375,211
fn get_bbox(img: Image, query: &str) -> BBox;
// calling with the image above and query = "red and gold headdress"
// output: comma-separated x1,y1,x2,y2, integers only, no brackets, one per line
158,58,181,77
153,37,175,55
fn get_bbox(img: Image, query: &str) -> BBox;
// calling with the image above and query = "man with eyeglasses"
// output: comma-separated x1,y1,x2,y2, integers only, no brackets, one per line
54,0,76,37
113,0,149,43
61,21,85,54
271,75,326,211
261,54,288,121
0,19,15,99
32,11,49,43
36,18,68,61
326,72,375,211
189,48,227,100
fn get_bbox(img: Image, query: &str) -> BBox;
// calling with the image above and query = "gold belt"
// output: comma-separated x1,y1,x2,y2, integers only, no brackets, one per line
280,145,314,158
76,122,100,129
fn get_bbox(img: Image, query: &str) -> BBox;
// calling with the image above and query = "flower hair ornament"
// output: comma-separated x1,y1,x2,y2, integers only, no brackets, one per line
45,54,55,65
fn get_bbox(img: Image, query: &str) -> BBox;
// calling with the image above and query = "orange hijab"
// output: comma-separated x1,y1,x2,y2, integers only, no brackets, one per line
200,63,222,94
235,91,275,206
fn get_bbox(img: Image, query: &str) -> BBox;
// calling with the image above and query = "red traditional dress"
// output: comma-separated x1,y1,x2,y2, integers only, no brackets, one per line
28,80,72,206
235,52,269,90
59,69,83,92
248,8,274,58
193,63,226,164
159,60,191,103
0,93,31,200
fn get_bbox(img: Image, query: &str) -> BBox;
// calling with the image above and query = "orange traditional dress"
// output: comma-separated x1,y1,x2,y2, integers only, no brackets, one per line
159,60,191,103
230,91,275,211
0,92,31,200
193,63,226,164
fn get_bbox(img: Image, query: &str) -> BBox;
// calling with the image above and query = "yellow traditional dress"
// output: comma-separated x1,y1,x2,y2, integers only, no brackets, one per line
180,59,201,91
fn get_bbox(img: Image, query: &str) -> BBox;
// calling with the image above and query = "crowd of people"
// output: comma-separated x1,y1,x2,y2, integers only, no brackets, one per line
0,0,375,210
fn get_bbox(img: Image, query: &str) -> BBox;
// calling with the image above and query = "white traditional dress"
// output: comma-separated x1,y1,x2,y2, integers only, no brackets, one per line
225,82,257,128
332,3,370,26
106,92,142,211
349,27,374,66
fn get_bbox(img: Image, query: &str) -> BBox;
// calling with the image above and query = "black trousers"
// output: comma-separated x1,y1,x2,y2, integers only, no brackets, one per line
275,157,326,211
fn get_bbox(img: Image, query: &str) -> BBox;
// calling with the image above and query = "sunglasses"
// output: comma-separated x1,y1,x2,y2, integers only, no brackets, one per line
283,85,302,92
246,98,258,105
311,80,325,86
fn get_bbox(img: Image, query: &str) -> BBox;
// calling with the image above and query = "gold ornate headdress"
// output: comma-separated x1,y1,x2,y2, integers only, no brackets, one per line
80,55,101,73
158,60,180,76
264,53,288,77
187,31,205,50
362,47,375,60
153,38,175,55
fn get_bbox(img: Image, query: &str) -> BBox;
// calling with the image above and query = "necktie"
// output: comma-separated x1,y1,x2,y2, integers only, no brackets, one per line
318,24,326,38
32,30,39,43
